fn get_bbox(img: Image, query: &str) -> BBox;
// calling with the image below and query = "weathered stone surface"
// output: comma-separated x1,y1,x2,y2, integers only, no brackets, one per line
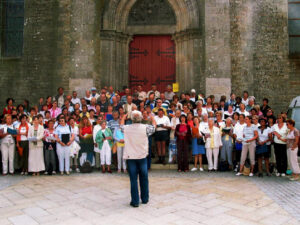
0,0,299,114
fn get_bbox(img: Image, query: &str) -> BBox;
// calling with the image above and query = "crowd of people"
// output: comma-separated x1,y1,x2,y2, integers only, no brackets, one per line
0,84,299,181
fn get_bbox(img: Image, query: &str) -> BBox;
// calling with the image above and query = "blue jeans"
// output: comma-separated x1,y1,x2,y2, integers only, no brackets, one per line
127,158,149,205
147,136,152,169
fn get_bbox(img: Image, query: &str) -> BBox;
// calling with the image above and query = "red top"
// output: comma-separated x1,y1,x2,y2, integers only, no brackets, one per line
175,124,191,141
187,120,194,128
178,124,188,140
81,126,92,136
3,106,15,115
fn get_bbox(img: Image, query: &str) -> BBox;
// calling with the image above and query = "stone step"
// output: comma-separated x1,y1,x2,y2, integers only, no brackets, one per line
150,163,209,170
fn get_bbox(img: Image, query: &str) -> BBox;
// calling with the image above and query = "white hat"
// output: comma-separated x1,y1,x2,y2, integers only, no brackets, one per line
91,87,97,91
191,89,196,93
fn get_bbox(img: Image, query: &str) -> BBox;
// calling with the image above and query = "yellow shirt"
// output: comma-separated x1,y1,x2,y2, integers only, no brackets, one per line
152,107,167,116
210,128,214,149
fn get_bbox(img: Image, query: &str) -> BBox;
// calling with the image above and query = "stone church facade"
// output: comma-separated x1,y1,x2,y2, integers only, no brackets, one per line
0,0,299,113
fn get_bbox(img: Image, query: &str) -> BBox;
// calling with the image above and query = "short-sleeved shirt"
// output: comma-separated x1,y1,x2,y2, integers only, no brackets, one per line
257,127,270,143
287,128,299,149
243,124,257,144
154,115,171,131
271,123,288,144
233,122,246,141
54,125,71,140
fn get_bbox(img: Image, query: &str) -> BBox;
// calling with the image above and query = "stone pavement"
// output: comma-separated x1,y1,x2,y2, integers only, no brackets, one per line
0,171,299,225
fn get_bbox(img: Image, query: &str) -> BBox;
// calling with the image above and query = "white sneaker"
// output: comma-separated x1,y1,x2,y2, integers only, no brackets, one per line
76,168,80,173
191,167,198,172
61,172,64,175
66,171,70,175
199,167,204,172
44,171,48,175
281,173,286,177
276,173,280,177
236,172,242,176
20,172,24,175
52,171,56,175
249,173,254,177
69,168,73,172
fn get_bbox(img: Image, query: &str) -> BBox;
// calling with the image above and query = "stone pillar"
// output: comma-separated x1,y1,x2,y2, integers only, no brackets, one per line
172,29,202,93
229,0,254,95
204,0,231,100
99,30,131,90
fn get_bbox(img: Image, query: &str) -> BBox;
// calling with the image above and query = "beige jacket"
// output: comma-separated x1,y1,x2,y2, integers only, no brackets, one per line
28,125,44,149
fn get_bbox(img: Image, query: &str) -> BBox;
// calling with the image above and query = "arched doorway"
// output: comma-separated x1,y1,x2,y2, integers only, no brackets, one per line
100,0,203,93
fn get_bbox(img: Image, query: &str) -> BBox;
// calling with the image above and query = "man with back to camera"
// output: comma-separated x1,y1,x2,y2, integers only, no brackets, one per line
120,110,156,207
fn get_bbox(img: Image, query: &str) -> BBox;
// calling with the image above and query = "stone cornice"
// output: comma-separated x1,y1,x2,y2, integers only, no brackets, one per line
100,30,131,43
172,29,202,42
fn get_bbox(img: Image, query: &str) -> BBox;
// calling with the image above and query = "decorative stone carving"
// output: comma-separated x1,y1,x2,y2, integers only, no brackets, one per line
128,0,176,26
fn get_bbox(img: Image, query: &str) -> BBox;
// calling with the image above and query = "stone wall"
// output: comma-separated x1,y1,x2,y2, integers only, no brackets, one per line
0,0,60,109
0,0,299,114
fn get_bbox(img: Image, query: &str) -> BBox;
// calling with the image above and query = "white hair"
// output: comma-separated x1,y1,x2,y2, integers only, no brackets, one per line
131,110,143,123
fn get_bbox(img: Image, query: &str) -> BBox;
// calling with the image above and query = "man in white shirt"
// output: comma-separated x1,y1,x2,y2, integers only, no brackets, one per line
241,91,249,106
137,85,147,101
164,85,175,101
91,87,100,101
147,84,160,100
71,91,81,106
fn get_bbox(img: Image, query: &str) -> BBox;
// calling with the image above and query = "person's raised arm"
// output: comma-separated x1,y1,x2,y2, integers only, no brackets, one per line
120,113,127,126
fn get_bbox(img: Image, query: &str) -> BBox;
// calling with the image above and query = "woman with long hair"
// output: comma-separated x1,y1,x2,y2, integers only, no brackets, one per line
191,117,205,172
175,115,191,172
79,116,94,164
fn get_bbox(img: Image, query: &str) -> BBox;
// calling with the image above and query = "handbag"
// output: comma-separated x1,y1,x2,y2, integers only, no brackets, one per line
112,143,117,154
197,132,205,145
197,137,205,145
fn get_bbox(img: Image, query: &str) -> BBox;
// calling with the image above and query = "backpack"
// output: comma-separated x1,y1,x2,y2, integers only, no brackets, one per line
80,161,93,173
218,161,229,172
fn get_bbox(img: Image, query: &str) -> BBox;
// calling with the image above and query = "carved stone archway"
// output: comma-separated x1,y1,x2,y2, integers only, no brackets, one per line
100,0,203,92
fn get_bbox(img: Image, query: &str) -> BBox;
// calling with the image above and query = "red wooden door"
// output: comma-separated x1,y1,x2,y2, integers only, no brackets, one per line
129,35,176,93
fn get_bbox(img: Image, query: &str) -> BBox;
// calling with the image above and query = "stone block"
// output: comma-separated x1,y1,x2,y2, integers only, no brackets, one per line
206,78,231,101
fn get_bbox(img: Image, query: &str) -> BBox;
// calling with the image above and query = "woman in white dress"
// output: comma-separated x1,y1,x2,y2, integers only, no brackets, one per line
28,116,45,176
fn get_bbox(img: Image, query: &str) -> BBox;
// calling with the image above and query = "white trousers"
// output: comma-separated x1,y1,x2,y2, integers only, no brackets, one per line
288,148,300,174
206,148,219,170
117,146,126,170
100,141,111,166
57,144,70,172
1,142,15,174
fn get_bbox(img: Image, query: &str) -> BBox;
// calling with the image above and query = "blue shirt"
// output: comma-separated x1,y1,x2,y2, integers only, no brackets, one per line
54,125,71,140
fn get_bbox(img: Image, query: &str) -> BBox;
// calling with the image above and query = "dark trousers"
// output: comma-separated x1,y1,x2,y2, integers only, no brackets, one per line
177,139,189,171
147,136,152,169
45,148,57,172
19,141,29,171
127,158,149,205
274,143,287,174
